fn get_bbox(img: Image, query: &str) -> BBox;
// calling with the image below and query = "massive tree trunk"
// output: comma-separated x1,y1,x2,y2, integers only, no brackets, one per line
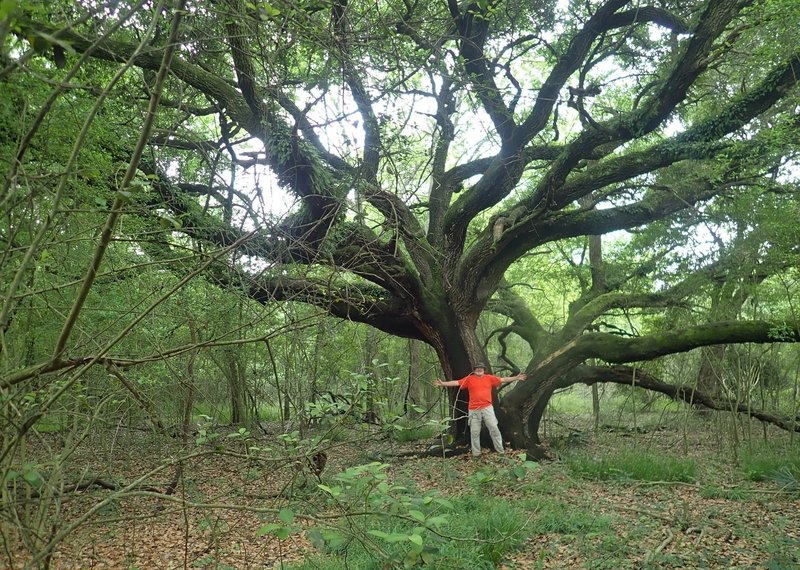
425,313,488,444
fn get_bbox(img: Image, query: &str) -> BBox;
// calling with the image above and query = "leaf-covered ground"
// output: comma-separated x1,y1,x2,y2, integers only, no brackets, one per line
6,414,800,569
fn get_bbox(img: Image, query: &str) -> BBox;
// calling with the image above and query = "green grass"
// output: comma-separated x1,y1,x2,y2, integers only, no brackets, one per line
32,421,63,433
548,389,592,414
191,402,231,424
739,450,800,483
438,494,529,567
566,450,697,482
388,424,437,443
528,498,613,535
257,404,284,422
547,386,685,416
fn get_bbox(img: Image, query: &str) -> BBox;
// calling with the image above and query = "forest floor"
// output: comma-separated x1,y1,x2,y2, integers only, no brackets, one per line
5,411,800,569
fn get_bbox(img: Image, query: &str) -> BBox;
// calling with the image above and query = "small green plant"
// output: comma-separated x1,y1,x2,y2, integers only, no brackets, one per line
309,462,455,566
465,455,539,487
305,394,351,424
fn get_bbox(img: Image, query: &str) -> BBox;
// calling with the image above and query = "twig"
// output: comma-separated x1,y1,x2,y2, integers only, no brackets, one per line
629,480,701,490
616,505,674,524
644,528,674,563
685,526,706,546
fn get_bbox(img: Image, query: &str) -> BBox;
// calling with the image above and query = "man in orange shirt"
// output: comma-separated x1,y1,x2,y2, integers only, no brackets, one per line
434,363,526,457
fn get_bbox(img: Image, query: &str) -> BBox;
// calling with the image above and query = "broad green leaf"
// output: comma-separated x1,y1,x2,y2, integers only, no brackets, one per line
22,469,42,487
256,523,280,536
317,484,341,497
278,508,294,524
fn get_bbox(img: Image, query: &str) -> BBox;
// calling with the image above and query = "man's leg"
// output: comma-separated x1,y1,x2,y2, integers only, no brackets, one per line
468,410,482,457
482,407,505,453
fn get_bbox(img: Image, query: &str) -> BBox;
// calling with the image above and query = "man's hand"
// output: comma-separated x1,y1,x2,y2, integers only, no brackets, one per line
517,373,527,381
433,378,445,387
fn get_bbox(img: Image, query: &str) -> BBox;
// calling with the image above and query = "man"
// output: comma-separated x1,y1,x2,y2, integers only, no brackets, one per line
434,363,527,457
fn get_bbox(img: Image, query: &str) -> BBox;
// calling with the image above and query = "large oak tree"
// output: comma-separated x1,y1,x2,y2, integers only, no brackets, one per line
3,0,800,452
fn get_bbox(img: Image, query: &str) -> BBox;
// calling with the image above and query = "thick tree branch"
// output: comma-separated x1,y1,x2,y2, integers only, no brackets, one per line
510,0,630,150
468,45,800,299
487,281,548,351
427,76,457,248
332,0,381,180
559,249,780,340
453,0,515,141
576,320,800,369
556,52,800,207
577,365,800,433
445,0,627,242
562,292,687,340
242,273,424,340
525,0,743,212
443,0,696,251
26,16,344,252
601,7,689,34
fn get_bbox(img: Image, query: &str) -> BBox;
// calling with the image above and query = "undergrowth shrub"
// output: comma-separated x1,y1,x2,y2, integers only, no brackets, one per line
291,490,529,569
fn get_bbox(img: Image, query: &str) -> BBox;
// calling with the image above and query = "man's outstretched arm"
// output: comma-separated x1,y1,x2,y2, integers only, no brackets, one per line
500,372,527,385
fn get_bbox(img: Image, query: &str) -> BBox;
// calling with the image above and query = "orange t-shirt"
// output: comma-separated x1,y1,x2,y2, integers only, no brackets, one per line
457,373,501,410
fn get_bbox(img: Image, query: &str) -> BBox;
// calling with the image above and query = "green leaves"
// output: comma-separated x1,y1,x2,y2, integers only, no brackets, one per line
317,483,342,497
257,508,299,540
768,322,797,342
4,463,44,488
278,507,293,524
226,426,251,439
0,0,18,21
308,462,455,566
307,528,346,551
